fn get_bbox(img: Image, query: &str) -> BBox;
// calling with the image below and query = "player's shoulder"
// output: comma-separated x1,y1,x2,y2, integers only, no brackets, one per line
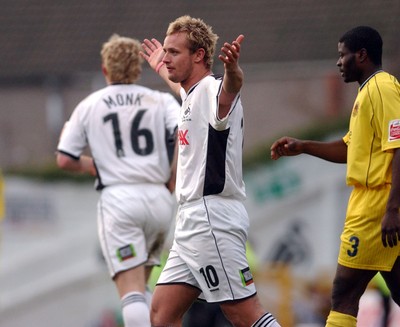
134,84,176,99
193,74,223,98
211,73,223,81
368,71,400,95
80,86,110,104
382,72,400,88
372,71,398,85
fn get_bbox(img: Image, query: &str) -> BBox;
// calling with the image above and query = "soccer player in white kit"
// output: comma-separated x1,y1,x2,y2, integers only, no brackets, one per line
56,34,179,327
141,16,281,327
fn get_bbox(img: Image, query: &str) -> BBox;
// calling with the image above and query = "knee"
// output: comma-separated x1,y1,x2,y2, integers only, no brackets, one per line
224,316,246,327
150,302,182,327
330,275,366,312
381,268,400,306
150,304,161,326
221,296,272,327
221,304,250,327
331,276,347,306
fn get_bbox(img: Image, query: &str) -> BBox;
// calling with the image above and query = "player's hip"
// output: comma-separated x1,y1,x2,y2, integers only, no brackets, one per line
339,186,399,271
176,196,249,240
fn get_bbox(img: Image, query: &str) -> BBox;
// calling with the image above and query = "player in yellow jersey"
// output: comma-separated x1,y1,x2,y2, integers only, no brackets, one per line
270,26,400,327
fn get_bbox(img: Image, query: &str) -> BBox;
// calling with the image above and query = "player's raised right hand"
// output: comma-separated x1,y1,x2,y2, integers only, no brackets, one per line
140,38,164,71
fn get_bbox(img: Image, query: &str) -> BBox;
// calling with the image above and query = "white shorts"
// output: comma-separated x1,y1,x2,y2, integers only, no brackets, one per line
157,196,257,303
98,183,175,278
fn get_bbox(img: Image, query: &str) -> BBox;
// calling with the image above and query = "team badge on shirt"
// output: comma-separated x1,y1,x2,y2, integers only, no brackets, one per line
240,267,254,286
117,244,136,262
389,119,400,141
182,104,192,122
352,102,359,117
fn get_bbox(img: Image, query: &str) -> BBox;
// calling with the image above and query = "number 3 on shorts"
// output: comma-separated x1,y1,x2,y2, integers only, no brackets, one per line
347,235,359,257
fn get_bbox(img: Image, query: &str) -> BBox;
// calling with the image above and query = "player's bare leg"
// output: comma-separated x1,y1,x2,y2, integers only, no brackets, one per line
326,264,376,326
221,294,280,327
330,264,376,316
381,256,400,306
151,284,201,326
114,264,152,327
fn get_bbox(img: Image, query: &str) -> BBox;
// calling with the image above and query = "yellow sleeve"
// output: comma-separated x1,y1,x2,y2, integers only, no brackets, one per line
342,131,350,145
379,80,400,151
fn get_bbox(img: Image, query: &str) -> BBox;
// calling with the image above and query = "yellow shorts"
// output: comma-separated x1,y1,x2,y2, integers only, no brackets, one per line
338,185,400,271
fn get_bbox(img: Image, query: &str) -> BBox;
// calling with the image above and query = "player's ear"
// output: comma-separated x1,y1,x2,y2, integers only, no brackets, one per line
358,48,368,63
194,48,206,64
101,64,108,77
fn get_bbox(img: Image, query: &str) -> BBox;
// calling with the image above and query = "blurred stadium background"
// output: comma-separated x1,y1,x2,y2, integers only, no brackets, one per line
1,1,400,326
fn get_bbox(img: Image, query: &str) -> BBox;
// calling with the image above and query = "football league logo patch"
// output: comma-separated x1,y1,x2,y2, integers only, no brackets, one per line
240,267,254,287
389,119,400,141
117,244,136,262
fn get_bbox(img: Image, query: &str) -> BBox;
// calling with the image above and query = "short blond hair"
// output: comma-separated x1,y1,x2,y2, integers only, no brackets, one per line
167,15,219,70
101,34,143,84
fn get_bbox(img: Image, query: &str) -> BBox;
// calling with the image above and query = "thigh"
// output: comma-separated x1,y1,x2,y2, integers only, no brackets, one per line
339,187,399,271
98,193,148,278
144,186,175,266
98,184,174,277
175,198,256,302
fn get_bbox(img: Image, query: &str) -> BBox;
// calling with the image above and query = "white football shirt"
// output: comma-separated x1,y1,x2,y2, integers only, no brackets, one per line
176,75,246,204
57,84,179,189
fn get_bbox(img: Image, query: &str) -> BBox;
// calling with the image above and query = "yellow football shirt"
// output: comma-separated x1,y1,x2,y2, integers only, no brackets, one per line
343,72,400,188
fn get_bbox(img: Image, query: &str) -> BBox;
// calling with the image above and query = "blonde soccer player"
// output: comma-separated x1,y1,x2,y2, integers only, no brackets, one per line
57,34,179,327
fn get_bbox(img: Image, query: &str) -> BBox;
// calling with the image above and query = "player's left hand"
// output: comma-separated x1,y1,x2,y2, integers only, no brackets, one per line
219,34,244,69
381,210,400,247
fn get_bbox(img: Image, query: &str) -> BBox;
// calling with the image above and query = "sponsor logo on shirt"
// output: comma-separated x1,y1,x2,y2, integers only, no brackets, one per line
178,129,189,145
240,267,254,286
117,244,136,262
389,119,400,141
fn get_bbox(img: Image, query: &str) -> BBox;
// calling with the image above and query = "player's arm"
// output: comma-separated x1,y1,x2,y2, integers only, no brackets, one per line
56,152,97,176
166,140,178,194
218,35,245,119
140,38,181,96
270,137,347,163
381,147,400,247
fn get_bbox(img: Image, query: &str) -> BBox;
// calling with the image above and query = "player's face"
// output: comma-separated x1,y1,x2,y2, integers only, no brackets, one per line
337,42,360,83
163,32,196,85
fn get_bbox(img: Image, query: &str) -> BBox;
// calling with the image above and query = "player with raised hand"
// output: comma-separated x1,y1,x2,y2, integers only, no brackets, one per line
141,15,281,327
